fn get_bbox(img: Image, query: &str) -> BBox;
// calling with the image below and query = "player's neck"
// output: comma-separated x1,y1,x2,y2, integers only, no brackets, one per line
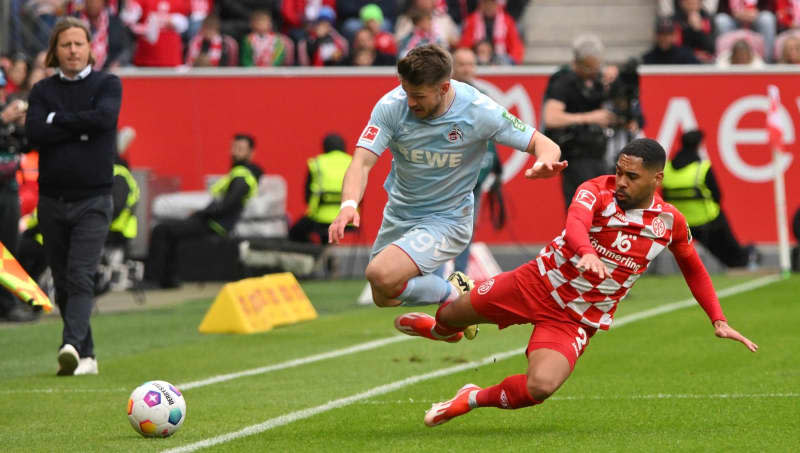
630,194,655,210
432,84,456,118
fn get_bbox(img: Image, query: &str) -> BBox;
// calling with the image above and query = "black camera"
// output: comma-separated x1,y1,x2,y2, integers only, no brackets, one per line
0,106,28,183
608,58,642,128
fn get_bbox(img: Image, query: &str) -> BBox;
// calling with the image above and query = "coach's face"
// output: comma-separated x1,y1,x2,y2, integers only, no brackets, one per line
614,154,662,210
57,27,91,76
402,78,449,119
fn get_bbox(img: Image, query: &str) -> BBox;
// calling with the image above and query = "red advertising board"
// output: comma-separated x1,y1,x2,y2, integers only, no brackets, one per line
118,68,799,244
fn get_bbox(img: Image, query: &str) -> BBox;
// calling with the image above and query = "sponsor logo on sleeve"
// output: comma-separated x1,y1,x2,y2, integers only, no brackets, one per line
360,125,380,145
501,110,526,132
575,189,597,210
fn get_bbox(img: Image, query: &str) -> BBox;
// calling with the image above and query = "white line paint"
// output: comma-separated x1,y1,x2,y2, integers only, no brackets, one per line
163,275,781,453
178,335,413,390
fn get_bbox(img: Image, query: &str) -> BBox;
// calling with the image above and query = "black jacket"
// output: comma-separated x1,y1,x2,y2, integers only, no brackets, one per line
196,160,264,232
25,70,122,201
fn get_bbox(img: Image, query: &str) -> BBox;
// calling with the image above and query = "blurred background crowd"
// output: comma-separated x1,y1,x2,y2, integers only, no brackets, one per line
0,0,799,86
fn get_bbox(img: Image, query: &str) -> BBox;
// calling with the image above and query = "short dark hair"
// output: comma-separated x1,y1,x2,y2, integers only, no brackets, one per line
45,17,96,68
234,133,255,149
397,44,452,86
619,138,666,170
323,133,346,152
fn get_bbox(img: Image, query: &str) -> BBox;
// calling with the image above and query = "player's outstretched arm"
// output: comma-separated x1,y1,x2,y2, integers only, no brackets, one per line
713,320,759,352
524,131,567,179
328,147,378,244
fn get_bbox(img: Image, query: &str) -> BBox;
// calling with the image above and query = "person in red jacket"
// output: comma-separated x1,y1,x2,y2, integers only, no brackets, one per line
457,0,523,64
121,0,190,66
396,138,758,427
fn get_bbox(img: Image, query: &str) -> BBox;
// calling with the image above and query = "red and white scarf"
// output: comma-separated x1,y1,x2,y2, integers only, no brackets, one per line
470,11,510,57
80,9,110,69
187,34,223,66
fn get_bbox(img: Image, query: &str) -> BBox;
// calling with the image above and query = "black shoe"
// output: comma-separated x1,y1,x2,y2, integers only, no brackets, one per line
3,305,40,323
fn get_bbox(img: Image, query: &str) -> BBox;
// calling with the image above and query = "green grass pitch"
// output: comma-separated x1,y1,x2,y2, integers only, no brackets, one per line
1,274,798,452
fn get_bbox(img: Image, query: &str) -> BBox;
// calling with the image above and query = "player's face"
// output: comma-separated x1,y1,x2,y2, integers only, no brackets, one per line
614,154,663,210
401,79,448,119
56,27,91,76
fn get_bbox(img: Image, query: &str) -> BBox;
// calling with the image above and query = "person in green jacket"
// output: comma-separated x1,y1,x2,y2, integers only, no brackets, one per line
289,133,352,244
662,130,758,268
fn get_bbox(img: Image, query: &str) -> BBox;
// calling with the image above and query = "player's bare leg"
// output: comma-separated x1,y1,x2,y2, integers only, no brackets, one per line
365,245,422,307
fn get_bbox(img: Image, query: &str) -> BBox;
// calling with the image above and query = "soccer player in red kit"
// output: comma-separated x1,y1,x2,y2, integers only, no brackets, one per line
394,138,759,427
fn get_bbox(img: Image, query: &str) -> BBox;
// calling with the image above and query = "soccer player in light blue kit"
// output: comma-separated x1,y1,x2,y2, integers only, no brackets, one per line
328,45,566,339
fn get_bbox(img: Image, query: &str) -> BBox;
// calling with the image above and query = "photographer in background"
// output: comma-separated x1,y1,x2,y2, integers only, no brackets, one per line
0,70,37,322
544,35,642,209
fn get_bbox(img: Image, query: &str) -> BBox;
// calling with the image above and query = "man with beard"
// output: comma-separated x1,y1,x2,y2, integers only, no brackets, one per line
144,133,263,288
328,44,564,339
395,138,757,427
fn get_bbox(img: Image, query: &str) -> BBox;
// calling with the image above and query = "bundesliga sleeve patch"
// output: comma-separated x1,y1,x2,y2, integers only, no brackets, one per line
575,189,597,210
359,125,380,145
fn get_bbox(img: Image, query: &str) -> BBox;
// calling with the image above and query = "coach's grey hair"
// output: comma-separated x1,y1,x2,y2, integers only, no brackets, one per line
572,34,605,61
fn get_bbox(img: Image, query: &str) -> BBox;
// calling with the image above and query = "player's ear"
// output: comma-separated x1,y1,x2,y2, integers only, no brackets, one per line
654,170,664,186
440,80,450,95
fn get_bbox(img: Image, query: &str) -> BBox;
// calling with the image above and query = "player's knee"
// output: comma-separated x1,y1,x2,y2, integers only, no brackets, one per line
526,371,561,401
364,262,398,293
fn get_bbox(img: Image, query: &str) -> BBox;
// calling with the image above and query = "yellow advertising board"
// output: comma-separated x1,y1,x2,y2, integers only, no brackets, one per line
198,273,317,334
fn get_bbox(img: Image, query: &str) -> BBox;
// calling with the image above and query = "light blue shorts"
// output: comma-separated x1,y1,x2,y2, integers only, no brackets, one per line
370,208,472,275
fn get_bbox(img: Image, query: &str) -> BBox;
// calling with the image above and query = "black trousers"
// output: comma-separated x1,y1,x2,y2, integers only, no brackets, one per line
145,216,213,286
288,216,331,244
0,183,21,313
560,157,609,210
39,194,112,358
691,211,750,268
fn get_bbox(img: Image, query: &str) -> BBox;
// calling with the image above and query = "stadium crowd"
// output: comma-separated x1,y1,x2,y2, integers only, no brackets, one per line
3,0,800,81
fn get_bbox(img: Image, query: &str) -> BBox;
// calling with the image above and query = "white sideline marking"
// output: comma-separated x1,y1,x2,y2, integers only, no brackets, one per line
163,275,780,453
178,335,413,390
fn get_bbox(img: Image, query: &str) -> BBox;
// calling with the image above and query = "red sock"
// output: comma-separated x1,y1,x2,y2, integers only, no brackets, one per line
476,374,541,409
433,301,464,337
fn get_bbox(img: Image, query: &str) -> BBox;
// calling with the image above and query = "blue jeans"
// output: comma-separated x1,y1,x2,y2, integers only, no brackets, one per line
715,11,777,61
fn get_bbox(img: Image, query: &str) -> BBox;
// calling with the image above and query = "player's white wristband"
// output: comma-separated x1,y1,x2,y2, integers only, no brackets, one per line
340,200,358,210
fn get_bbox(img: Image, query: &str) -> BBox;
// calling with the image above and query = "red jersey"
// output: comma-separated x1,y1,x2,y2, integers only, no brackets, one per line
123,0,190,67
535,175,722,330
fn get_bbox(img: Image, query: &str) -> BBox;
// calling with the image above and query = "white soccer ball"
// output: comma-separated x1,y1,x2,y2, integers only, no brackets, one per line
127,380,187,438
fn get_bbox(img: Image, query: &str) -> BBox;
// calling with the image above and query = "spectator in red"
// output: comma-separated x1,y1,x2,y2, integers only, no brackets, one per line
122,0,191,67
3,54,30,96
673,0,717,62
395,0,459,49
458,0,524,64
282,0,337,42
775,0,800,30
186,15,239,66
75,0,133,70
715,0,777,60
360,4,397,56
348,27,396,65
297,6,349,66
240,10,295,66
397,9,447,58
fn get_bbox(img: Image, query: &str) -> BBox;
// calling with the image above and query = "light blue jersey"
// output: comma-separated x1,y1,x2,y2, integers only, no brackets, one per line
357,79,535,221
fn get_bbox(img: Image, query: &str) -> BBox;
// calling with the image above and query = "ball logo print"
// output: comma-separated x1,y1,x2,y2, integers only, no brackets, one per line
127,380,187,438
477,279,495,295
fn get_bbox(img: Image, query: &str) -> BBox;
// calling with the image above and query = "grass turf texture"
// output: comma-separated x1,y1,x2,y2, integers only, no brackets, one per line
1,274,798,452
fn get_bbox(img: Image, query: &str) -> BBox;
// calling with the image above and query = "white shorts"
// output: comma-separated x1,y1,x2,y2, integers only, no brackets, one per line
370,208,472,275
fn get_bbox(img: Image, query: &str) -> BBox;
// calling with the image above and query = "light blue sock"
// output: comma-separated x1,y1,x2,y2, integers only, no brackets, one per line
398,274,453,306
